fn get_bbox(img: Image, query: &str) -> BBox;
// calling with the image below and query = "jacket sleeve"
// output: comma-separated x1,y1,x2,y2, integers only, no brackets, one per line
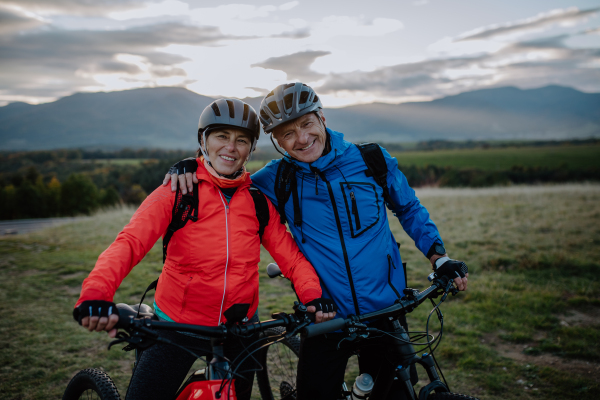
261,196,322,304
75,185,175,307
382,146,443,256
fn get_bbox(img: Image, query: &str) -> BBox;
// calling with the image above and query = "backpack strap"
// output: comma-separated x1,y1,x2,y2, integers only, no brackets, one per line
249,186,270,242
356,143,396,209
274,159,298,225
162,182,199,263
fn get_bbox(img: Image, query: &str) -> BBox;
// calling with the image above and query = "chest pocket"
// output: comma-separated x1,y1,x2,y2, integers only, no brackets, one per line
340,182,381,238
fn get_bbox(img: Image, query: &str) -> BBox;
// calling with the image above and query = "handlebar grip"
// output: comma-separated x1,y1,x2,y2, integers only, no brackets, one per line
266,263,283,278
302,318,347,338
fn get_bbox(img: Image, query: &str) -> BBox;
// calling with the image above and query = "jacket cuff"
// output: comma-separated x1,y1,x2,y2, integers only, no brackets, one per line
75,287,110,308
299,288,321,305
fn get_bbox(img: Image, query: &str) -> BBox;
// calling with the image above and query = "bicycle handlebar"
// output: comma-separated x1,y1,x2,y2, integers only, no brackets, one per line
302,276,453,338
114,310,300,339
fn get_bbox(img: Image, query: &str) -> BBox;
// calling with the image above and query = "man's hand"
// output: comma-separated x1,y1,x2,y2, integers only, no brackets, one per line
162,158,198,194
432,258,469,291
73,300,120,338
305,298,337,324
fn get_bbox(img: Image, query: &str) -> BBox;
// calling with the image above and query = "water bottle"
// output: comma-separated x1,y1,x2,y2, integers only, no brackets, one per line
351,373,374,399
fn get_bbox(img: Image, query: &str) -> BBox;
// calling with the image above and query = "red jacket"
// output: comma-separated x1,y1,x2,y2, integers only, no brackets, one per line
76,161,322,325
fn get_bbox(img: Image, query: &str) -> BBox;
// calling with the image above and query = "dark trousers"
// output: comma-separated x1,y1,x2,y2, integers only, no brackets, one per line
125,317,259,400
297,317,418,400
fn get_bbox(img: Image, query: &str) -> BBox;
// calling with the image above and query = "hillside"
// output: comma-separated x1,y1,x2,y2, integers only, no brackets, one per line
0,85,598,150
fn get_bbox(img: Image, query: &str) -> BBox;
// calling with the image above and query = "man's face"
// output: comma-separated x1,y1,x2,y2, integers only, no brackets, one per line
272,112,327,163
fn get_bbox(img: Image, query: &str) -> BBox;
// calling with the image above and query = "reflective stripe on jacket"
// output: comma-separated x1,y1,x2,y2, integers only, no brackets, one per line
252,129,443,319
76,160,322,325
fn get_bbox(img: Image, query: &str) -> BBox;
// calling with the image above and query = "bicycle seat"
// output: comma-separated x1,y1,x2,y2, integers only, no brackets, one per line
116,303,157,320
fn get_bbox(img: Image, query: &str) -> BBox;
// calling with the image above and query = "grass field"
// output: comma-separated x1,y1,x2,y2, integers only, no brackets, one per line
1,184,599,399
246,143,600,174
391,144,600,170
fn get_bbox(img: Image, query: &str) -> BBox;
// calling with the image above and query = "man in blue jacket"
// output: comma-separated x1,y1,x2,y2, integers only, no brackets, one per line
165,82,468,399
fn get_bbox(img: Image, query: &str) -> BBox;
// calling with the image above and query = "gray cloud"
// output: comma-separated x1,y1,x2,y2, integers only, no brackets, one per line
457,7,600,41
0,22,239,100
252,50,331,81
270,28,311,39
316,27,600,101
1,0,147,16
0,6,47,34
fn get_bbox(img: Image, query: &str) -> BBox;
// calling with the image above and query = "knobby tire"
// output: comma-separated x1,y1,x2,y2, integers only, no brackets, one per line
62,368,121,400
256,327,301,400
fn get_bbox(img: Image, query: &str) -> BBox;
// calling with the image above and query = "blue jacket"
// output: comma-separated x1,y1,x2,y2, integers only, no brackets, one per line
252,128,443,319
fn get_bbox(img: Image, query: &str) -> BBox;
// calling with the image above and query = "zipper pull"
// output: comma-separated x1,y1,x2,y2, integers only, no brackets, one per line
315,172,319,195
226,205,230,214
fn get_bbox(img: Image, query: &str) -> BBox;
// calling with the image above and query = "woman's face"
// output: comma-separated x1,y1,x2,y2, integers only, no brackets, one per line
203,128,252,176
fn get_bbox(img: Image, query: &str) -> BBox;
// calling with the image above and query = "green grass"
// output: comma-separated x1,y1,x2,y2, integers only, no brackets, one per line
391,144,600,170
1,185,599,399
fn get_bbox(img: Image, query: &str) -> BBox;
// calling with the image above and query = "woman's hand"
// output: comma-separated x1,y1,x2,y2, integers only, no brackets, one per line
81,314,120,338
305,298,337,324
73,300,120,338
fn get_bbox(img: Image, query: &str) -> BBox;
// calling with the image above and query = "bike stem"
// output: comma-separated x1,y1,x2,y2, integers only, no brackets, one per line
208,338,231,381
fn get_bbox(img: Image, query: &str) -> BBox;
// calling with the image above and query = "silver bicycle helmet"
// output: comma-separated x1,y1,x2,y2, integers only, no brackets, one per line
259,82,323,133
197,99,260,162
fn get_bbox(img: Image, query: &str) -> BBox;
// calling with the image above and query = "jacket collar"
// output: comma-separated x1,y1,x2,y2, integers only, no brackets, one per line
195,158,252,190
282,128,351,173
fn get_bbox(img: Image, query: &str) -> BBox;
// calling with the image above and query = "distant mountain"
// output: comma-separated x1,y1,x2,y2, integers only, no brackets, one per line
1,85,598,150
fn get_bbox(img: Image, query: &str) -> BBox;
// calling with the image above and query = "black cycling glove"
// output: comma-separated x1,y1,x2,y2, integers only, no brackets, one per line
434,259,468,280
73,300,118,324
305,298,338,313
168,157,198,176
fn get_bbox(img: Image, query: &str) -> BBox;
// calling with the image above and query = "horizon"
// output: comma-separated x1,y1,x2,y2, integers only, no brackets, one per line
2,82,596,110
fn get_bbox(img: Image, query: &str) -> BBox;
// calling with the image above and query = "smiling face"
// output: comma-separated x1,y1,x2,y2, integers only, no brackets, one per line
272,112,327,163
202,128,252,175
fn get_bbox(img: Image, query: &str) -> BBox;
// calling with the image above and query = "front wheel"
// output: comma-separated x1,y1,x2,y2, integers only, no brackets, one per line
63,368,121,400
255,327,301,400
428,393,480,400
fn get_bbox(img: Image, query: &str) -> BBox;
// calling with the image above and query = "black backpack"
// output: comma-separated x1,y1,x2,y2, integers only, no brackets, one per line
274,142,395,226
137,183,270,308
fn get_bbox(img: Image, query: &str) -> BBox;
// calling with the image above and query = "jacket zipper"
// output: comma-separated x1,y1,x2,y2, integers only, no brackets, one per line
387,255,401,298
217,191,230,325
350,191,361,230
314,168,360,316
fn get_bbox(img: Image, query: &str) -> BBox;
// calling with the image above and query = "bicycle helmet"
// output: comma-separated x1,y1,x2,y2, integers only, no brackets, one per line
197,99,260,162
259,82,323,133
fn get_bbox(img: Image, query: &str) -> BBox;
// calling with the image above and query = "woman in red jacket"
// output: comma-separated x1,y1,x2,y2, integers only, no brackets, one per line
72,99,335,400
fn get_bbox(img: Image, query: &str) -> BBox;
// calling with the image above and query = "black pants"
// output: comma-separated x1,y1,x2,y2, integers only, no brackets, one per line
125,317,260,400
297,317,418,400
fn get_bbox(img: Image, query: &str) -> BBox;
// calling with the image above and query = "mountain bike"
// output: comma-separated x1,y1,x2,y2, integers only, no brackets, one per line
62,301,312,400
267,262,479,400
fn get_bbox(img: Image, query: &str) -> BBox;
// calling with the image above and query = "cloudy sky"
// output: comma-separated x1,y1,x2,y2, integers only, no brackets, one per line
1,0,599,107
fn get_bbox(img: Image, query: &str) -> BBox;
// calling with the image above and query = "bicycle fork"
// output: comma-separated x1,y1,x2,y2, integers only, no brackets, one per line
371,320,448,400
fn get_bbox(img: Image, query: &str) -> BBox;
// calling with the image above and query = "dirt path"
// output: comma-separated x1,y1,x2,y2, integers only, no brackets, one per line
485,308,600,383
0,216,91,235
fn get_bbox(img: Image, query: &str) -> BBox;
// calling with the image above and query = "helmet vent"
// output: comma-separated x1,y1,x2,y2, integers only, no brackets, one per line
260,109,271,122
211,102,221,117
226,100,235,118
299,91,309,104
268,101,280,115
313,95,319,103
267,90,275,98
242,104,249,122
283,93,293,110
284,83,295,90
